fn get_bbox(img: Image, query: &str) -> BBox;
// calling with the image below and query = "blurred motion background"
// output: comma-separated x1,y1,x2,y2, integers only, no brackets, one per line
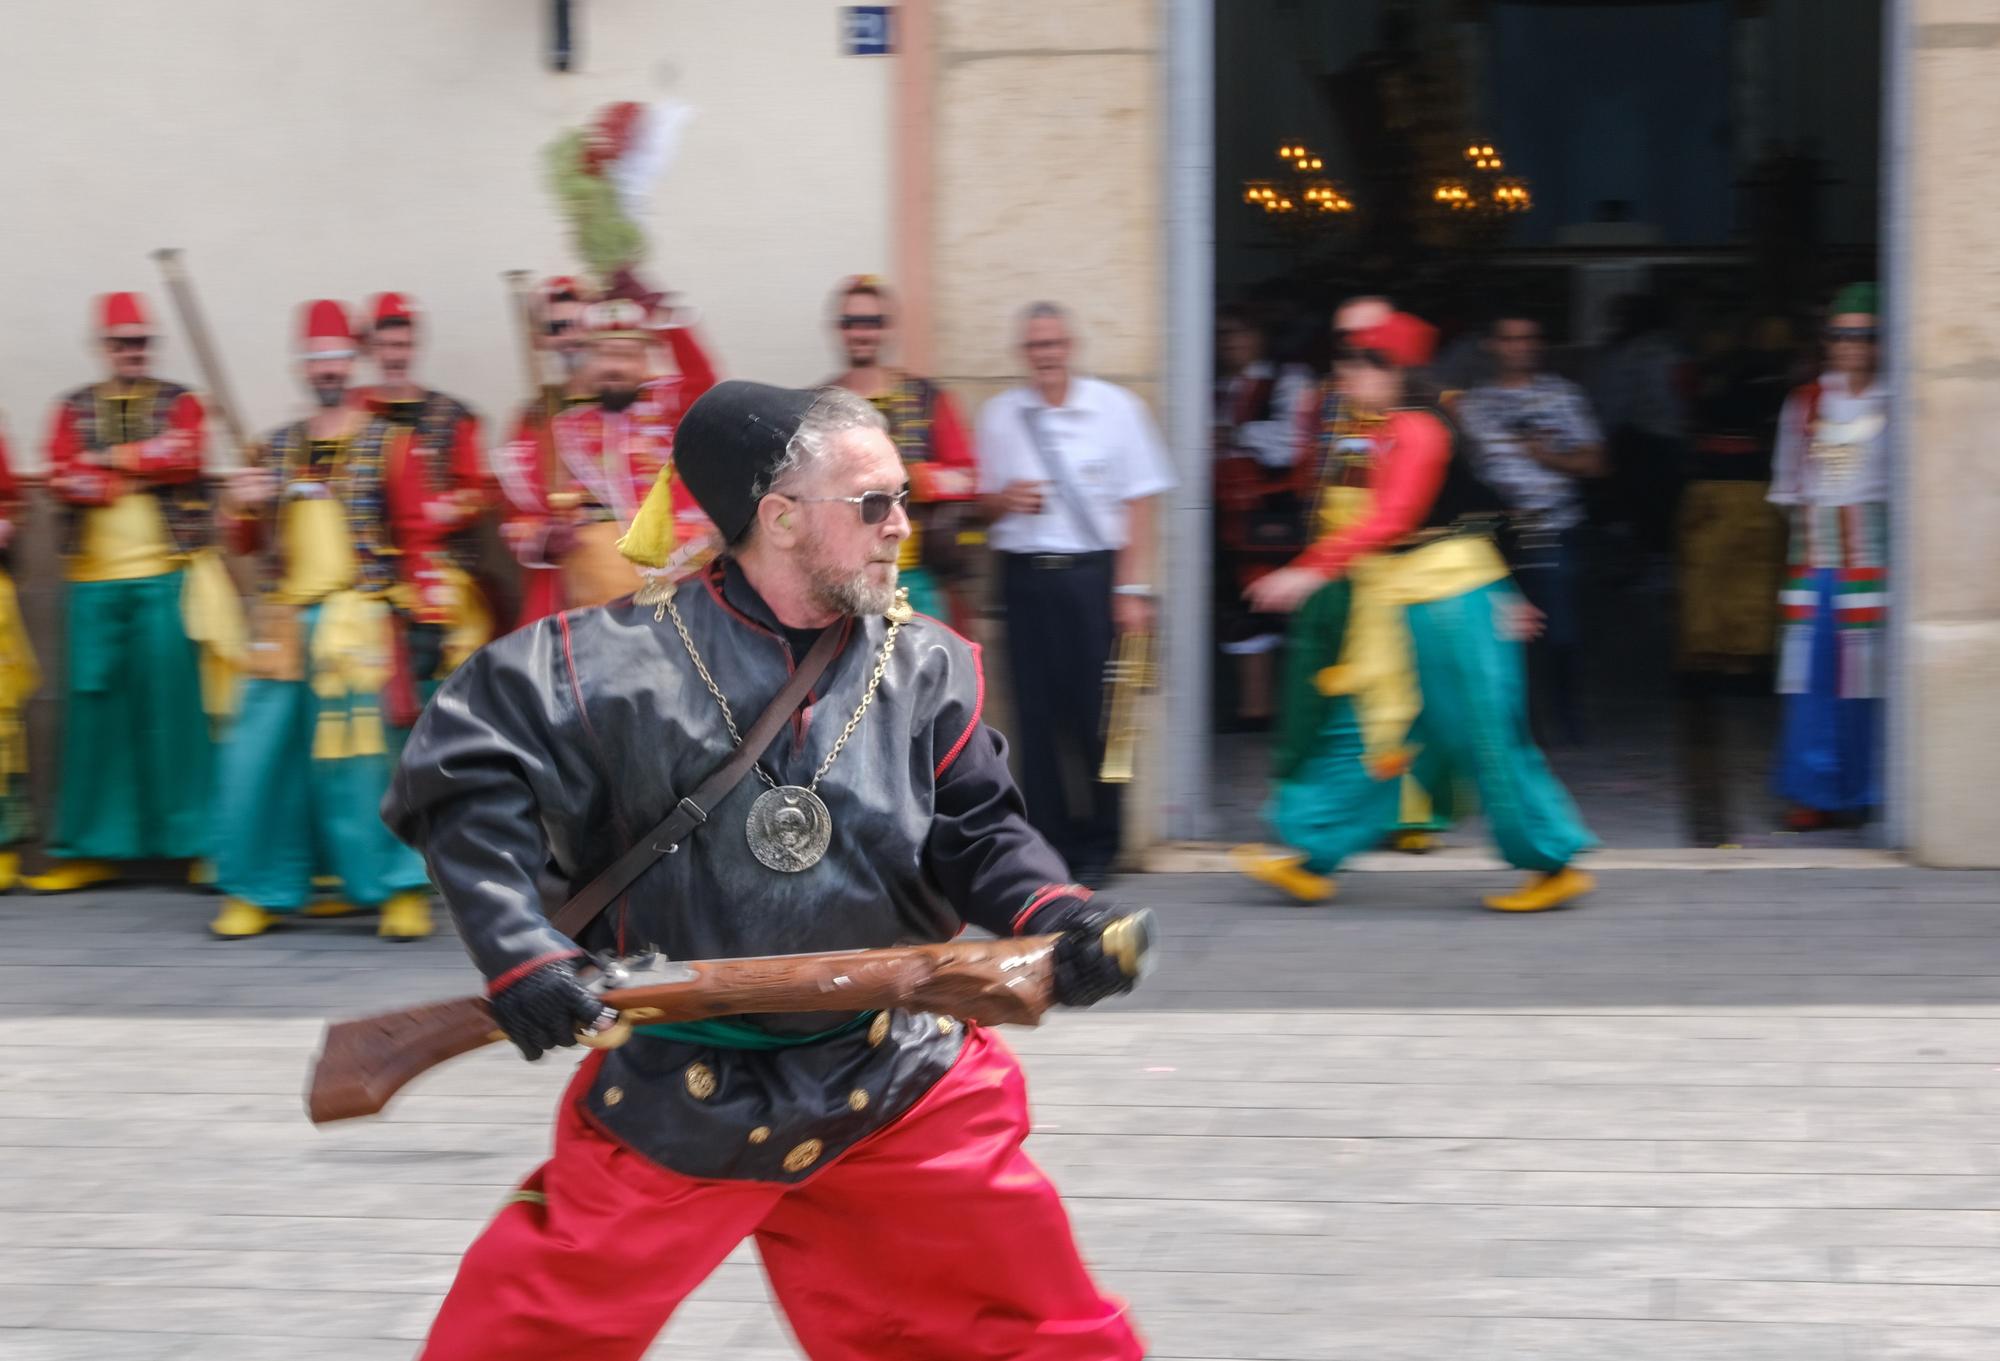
0,0,1991,869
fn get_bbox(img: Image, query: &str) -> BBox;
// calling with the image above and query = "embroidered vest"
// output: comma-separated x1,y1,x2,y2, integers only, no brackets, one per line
261,418,402,596
59,380,214,554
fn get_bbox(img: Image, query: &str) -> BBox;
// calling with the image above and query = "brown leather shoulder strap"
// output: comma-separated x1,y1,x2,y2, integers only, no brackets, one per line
549,621,846,940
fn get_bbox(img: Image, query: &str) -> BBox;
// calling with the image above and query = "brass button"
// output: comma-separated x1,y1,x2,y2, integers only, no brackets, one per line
684,1062,717,1100
748,1126,771,1145
937,1016,957,1036
868,1012,891,1047
848,1088,870,1112
783,1138,824,1173
603,1086,623,1107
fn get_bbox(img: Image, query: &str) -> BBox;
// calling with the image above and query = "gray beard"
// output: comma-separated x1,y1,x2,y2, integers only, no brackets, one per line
809,562,898,619
311,382,346,409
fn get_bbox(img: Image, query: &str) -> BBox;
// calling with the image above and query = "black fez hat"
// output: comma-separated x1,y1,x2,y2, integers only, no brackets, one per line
673,380,821,543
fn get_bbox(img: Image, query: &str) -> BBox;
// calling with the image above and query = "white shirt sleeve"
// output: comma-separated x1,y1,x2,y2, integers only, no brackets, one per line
1767,392,1806,507
1557,379,1605,448
1234,365,1316,469
1117,386,1177,501
974,394,1020,495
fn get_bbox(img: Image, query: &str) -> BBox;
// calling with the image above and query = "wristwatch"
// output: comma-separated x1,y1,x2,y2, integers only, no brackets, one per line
1112,583,1155,598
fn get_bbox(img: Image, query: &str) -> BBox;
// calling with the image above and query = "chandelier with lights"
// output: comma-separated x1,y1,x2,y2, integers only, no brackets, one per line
1242,141,1355,223
1430,141,1532,217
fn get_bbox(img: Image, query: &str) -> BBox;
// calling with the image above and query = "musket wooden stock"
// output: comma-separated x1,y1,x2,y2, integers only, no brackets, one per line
306,934,1060,1125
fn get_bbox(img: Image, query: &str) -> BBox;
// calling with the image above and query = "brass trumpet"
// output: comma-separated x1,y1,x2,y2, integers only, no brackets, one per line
1098,631,1157,784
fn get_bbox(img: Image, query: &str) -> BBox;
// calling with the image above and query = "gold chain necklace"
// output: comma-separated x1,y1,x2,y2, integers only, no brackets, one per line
665,587,902,872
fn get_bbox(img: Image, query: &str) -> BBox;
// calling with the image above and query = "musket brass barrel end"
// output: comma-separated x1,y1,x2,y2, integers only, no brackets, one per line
1101,910,1157,981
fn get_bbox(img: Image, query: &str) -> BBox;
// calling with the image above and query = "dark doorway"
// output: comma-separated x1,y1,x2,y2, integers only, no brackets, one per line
1206,0,1887,850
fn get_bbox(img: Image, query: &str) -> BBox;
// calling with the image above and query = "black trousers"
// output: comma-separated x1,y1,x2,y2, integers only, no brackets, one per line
999,550,1120,882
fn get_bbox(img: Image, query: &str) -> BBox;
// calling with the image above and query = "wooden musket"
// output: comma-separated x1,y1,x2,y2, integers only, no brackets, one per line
306,913,1152,1125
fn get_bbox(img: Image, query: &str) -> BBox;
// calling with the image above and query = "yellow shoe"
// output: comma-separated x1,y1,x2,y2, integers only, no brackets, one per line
1391,831,1434,855
1231,844,1336,905
23,860,119,894
0,851,18,893
1484,867,1595,913
302,900,360,918
186,859,216,888
378,891,434,942
210,898,274,939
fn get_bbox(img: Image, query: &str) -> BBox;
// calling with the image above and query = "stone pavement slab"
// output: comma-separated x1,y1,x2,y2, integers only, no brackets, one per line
2,868,2000,1359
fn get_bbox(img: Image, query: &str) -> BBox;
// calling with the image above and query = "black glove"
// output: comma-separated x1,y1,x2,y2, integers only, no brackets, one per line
1022,896,1149,1009
489,957,608,1061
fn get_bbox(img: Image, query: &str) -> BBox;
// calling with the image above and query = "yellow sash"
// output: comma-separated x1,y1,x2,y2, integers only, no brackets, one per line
1321,533,1510,761
0,571,40,780
179,548,249,720
277,496,359,605
309,590,393,760
438,564,493,675
71,492,178,582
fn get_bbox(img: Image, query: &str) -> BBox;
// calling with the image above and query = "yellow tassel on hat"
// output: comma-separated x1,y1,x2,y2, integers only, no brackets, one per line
616,468,681,569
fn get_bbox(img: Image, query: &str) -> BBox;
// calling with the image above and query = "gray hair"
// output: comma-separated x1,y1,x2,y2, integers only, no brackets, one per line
735,387,887,545
1018,300,1072,337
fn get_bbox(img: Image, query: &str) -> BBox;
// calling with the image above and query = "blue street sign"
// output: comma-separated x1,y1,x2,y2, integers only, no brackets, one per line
841,6,895,56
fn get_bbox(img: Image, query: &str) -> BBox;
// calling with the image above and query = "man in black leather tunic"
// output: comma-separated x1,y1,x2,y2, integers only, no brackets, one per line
385,381,1147,1360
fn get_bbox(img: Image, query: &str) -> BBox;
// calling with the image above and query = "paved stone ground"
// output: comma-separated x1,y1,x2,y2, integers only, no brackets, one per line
5,868,2000,1359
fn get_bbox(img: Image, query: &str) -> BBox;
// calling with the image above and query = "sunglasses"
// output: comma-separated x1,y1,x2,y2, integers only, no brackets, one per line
545,318,577,336
839,315,887,330
109,337,151,352
1826,326,1877,342
789,488,911,524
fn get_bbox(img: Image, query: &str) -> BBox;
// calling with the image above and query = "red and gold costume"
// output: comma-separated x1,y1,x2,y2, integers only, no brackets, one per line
497,305,718,625
855,372,976,625
209,299,434,939
352,292,497,683
28,292,217,890
0,426,37,881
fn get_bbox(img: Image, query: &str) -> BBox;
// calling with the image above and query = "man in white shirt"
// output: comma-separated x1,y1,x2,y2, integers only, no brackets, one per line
977,303,1176,885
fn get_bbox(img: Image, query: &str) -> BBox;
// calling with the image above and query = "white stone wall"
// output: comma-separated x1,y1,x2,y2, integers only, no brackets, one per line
1901,0,2000,865
0,0,892,464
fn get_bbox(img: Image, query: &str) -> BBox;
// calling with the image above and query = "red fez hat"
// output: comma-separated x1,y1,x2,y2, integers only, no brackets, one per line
1349,312,1438,369
582,298,653,343
369,291,416,330
300,299,356,352
99,292,153,337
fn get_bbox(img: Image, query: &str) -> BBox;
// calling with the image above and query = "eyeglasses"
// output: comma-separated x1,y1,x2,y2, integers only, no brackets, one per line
1826,326,1878,342
789,489,911,524
545,319,577,336
108,337,151,353
838,315,887,330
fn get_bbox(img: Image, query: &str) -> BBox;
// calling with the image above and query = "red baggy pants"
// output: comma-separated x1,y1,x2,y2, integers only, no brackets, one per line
419,1026,1143,1360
